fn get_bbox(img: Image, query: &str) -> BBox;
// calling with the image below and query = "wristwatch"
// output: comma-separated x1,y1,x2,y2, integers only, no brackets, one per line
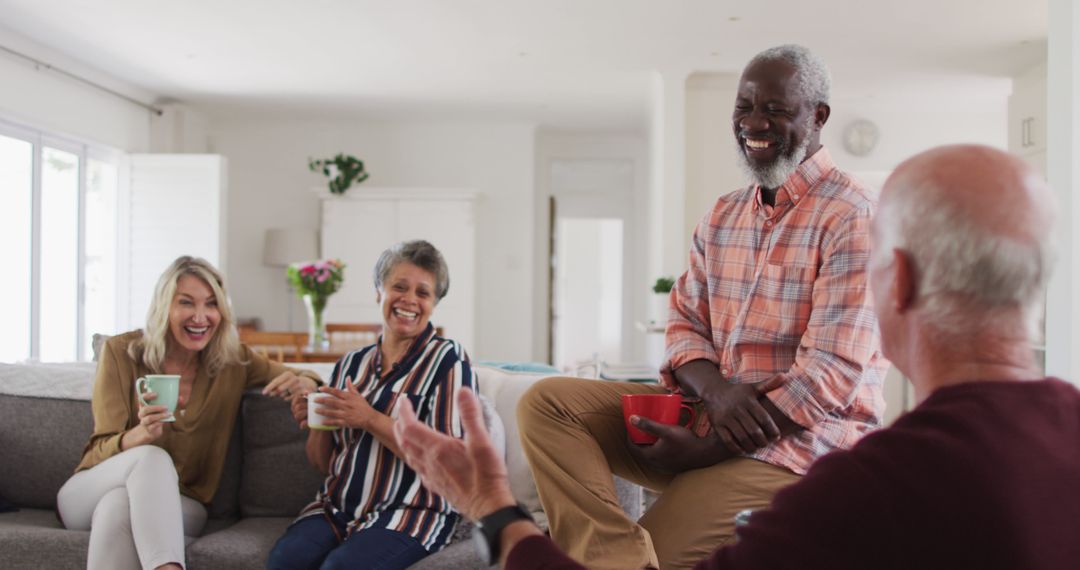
473,503,534,565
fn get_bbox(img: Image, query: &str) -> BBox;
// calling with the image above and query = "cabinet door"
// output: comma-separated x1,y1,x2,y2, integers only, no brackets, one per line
321,199,396,325
320,197,476,353
1009,68,1047,156
396,200,476,352
126,154,225,329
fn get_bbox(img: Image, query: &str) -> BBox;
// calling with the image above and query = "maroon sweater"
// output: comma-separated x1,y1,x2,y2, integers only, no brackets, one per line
507,379,1080,570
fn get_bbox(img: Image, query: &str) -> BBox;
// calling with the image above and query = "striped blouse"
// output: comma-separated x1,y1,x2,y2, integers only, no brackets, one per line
661,147,889,476
295,324,476,552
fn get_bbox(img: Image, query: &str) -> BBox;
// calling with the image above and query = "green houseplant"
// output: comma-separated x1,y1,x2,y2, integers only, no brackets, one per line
652,276,675,294
309,153,370,195
652,276,675,324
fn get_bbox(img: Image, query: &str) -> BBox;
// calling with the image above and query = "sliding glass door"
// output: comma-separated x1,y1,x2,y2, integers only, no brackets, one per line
0,121,121,362
0,132,33,362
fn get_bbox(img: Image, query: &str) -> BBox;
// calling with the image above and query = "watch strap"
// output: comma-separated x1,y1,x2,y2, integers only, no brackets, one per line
477,503,533,564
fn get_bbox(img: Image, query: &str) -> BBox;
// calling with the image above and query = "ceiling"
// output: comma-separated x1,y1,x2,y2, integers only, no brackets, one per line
0,0,1048,130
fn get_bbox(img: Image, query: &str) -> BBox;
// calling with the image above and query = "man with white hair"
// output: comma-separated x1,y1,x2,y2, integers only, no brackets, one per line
508,44,888,569
395,144,1080,569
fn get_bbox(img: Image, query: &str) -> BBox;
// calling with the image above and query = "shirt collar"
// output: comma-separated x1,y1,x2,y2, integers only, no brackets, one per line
752,146,836,210
373,322,436,378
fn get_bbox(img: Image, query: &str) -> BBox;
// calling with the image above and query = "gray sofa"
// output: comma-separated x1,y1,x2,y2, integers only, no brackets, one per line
0,362,643,569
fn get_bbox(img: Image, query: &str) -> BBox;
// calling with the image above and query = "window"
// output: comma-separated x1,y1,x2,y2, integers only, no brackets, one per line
0,120,122,362
0,133,32,362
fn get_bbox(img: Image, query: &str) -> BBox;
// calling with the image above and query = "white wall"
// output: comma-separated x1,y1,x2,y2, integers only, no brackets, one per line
1046,0,1080,384
685,73,742,245
0,25,153,152
207,119,536,361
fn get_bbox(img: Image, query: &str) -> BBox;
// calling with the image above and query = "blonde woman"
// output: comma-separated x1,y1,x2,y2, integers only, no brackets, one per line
57,256,321,570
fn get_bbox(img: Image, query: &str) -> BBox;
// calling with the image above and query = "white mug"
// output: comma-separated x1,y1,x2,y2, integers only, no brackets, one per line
307,392,338,431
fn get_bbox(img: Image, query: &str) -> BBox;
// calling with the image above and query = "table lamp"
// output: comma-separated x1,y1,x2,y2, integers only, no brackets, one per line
262,228,319,330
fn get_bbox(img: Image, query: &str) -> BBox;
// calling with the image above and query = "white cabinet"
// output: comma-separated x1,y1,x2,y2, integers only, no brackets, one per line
319,189,477,352
1008,63,1048,159
125,154,227,330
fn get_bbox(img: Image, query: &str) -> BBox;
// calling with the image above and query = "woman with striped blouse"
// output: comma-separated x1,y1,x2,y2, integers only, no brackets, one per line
267,240,477,570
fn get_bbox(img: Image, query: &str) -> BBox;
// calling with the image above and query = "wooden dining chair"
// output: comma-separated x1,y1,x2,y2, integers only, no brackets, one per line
324,323,447,349
238,330,308,363
325,323,382,350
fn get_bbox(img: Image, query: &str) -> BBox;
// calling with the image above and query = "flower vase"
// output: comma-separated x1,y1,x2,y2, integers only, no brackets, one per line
303,294,330,350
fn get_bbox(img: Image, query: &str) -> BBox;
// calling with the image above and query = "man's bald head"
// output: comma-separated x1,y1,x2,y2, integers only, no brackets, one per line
872,144,1055,338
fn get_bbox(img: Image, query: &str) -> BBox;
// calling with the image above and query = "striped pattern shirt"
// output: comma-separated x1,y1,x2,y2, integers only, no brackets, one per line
661,148,889,475
296,324,476,551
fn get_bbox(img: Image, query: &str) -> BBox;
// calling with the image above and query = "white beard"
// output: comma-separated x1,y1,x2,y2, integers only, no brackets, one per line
736,115,816,190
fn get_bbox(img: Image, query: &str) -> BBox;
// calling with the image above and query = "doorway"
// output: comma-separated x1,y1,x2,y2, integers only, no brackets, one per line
551,217,624,369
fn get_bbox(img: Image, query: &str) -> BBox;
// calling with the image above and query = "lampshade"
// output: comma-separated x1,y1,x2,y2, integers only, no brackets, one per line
262,228,319,267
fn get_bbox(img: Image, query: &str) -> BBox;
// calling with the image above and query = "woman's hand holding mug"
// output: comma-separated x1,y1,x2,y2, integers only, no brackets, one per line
290,389,312,429
120,391,172,450
315,377,376,430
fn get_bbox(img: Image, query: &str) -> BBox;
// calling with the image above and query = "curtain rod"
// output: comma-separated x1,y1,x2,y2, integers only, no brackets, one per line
0,44,164,116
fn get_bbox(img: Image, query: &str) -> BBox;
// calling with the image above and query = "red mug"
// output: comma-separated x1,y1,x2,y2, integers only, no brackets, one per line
622,393,696,444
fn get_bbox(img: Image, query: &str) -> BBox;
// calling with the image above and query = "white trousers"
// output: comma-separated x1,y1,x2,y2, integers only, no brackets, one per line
57,446,207,570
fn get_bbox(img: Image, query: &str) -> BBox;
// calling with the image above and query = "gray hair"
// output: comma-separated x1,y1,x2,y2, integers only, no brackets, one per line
373,240,450,301
747,44,831,107
871,179,1055,339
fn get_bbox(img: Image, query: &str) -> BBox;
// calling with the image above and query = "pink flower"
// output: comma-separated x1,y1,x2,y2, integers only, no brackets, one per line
317,272,328,283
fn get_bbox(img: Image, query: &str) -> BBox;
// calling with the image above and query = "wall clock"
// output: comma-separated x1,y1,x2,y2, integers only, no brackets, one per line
842,119,880,157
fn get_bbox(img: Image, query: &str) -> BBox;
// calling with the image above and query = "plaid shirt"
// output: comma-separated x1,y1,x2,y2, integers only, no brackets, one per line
661,148,888,475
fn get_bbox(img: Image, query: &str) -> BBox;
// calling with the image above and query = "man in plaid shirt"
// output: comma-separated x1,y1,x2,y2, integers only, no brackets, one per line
517,44,888,570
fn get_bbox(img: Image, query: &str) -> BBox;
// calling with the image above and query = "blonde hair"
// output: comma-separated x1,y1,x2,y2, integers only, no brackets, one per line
128,256,244,377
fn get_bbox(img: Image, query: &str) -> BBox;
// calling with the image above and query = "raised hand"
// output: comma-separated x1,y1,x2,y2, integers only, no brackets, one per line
394,388,515,521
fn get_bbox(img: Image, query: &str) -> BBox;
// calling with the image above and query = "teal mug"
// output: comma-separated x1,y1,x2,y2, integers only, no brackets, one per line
136,374,181,422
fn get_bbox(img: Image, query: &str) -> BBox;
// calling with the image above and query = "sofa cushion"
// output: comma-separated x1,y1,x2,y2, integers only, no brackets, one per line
407,539,491,569
0,394,93,509
205,418,243,520
186,516,292,570
238,391,326,518
473,365,554,518
0,508,88,569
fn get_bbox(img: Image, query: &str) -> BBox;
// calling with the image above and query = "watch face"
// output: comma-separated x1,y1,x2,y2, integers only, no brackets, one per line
843,119,879,157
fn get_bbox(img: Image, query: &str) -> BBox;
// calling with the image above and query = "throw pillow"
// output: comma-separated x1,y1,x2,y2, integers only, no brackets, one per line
91,334,112,362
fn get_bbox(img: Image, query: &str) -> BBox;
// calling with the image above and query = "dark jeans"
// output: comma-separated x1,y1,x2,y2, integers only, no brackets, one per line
267,514,431,570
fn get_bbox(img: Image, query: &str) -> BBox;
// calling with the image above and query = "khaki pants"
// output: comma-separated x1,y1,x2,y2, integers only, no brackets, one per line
518,377,800,570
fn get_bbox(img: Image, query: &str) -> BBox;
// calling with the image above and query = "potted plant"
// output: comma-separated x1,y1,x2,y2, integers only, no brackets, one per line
652,276,675,323
309,153,369,195
287,259,346,349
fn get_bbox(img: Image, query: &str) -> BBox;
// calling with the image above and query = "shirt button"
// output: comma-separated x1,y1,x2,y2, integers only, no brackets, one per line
792,193,799,200
721,368,730,376
764,220,773,227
